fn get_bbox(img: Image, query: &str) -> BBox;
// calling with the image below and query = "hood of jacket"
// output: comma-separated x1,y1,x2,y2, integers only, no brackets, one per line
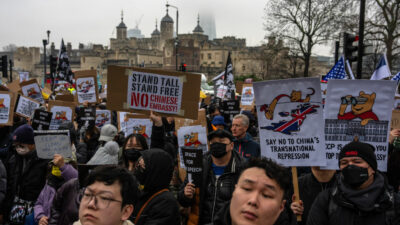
87,141,119,165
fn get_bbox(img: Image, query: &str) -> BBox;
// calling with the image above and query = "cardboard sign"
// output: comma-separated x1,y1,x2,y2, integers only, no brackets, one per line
31,109,53,130
240,84,255,110
75,70,99,104
78,107,96,129
15,95,40,118
177,125,208,167
48,100,76,130
96,110,112,128
254,78,326,167
324,80,396,171
181,147,203,186
34,130,71,159
20,79,44,104
6,80,21,93
0,91,16,126
236,81,244,96
19,72,29,83
221,100,240,123
55,94,75,102
107,66,200,120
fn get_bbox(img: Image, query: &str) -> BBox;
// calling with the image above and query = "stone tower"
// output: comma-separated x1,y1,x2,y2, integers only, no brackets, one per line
193,14,204,35
160,8,174,48
151,19,161,38
116,10,127,40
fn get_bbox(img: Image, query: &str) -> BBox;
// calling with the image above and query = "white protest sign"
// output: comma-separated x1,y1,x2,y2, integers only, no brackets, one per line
323,80,396,171
0,94,11,124
19,72,29,82
96,110,112,128
21,82,44,104
34,130,72,159
15,96,40,118
76,77,97,103
49,106,73,130
254,78,326,167
241,85,254,106
216,85,227,99
126,71,183,114
177,125,208,168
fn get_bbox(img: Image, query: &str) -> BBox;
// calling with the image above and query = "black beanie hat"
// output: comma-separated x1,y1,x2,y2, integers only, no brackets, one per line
339,141,377,171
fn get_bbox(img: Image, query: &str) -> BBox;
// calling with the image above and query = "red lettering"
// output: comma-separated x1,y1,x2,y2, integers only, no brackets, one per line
141,93,149,107
131,93,140,107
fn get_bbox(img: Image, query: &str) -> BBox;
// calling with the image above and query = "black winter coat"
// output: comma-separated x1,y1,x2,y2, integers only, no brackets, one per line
0,160,6,209
178,150,244,225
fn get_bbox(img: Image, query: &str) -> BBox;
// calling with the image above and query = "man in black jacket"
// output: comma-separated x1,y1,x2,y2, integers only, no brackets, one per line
307,141,400,225
178,129,244,225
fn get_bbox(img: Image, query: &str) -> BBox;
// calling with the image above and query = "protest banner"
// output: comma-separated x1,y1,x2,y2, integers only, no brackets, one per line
107,65,200,120
48,100,76,130
221,100,240,124
0,91,16,126
324,80,396,171
181,146,203,187
34,130,71,159
31,109,52,130
96,110,112,128
19,72,29,82
216,85,227,99
15,95,40,118
20,79,44,104
117,112,152,143
240,84,255,110
254,78,326,167
75,70,99,104
78,107,96,129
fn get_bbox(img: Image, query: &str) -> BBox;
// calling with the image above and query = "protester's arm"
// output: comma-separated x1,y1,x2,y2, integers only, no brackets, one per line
177,177,195,207
48,182,67,225
34,187,47,223
76,142,88,164
306,191,330,225
150,112,165,149
60,164,78,181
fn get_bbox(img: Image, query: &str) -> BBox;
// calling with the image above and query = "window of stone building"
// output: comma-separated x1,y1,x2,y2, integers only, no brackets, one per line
131,60,134,65
219,62,223,64
242,65,246,71
208,53,212,60
91,66,94,70
150,61,152,64
82,57,85,63
201,54,203,60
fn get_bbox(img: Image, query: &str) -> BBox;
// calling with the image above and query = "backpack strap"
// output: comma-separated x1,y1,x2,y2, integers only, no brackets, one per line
134,188,169,224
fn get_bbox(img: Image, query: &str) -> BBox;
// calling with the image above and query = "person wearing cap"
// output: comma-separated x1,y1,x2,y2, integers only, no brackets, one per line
178,129,244,225
231,114,260,160
1,124,50,225
86,124,119,165
211,115,226,130
307,141,400,225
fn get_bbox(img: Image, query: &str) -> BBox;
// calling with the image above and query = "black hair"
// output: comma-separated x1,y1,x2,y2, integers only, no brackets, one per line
241,157,291,198
207,129,234,142
208,104,221,115
85,165,139,207
122,133,149,150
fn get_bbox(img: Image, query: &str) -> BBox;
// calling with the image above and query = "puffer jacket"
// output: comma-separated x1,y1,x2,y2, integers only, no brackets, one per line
178,150,244,225
233,132,260,160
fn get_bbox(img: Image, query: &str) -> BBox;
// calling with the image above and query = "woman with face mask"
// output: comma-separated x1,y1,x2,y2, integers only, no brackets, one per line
120,134,149,172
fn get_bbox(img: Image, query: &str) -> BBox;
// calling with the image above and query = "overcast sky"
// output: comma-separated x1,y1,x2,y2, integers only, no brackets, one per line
0,0,332,56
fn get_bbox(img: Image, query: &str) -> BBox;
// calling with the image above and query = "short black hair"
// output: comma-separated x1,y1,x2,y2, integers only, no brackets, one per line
123,133,149,150
86,165,139,207
240,157,291,198
208,129,234,142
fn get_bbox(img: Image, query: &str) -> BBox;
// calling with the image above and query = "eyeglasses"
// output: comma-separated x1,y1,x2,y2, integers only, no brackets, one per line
81,190,122,209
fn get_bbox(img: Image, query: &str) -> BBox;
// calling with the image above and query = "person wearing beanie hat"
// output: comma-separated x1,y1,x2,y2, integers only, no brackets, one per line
211,115,226,130
307,140,400,225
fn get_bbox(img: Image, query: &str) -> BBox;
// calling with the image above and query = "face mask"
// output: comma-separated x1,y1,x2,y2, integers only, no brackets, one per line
341,164,369,187
15,146,31,156
134,166,146,185
210,142,228,158
124,148,142,162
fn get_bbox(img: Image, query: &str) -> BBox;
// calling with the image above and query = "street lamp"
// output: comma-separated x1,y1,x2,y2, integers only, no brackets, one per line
166,3,179,71
43,30,51,78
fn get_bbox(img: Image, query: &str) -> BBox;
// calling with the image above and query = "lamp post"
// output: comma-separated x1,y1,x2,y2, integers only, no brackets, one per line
43,30,50,78
166,3,178,71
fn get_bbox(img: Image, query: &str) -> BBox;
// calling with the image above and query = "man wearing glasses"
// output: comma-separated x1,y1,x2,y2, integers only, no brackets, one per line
74,166,139,225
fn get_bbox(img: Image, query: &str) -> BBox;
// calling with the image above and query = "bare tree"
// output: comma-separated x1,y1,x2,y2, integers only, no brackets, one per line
264,0,351,77
260,37,289,80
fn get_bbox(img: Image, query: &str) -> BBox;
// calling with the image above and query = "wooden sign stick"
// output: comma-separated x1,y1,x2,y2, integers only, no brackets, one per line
291,166,302,222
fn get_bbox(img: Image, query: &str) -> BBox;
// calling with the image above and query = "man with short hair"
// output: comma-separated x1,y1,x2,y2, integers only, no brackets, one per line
212,157,291,225
178,129,244,225
74,165,139,225
231,114,260,160
307,141,400,225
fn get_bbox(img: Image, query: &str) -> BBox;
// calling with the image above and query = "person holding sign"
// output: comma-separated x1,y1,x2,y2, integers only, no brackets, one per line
231,114,260,160
178,129,244,225
307,141,400,225
2,124,50,225
212,157,291,225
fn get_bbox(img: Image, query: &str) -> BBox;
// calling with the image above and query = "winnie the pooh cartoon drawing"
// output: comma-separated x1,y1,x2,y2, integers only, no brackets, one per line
184,132,202,147
338,91,378,126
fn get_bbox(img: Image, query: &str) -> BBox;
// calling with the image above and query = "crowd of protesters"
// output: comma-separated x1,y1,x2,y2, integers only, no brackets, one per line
0,92,399,225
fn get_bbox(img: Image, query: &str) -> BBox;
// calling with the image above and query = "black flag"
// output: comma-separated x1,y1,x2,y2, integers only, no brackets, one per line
224,52,235,99
57,39,74,84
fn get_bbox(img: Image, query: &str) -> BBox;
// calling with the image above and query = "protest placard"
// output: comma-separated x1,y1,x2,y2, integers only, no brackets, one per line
240,84,255,110
177,125,208,166
20,79,44,104
48,100,76,130
15,95,40,118
78,107,96,129
55,94,75,102
221,100,240,124
324,80,396,171
6,80,21,94
31,109,52,130
181,147,203,187
19,72,29,83
0,91,16,126
34,130,71,159
254,78,326,167
96,110,112,128
75,70,99,104
117,112,152,143
236,81,244,95
107,66,200,120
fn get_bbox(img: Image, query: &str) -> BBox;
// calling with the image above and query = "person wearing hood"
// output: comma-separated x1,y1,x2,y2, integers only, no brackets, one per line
307,141,400,225
131,148,180,225
87,124,119,165
231,114,260,160
1,124,50,225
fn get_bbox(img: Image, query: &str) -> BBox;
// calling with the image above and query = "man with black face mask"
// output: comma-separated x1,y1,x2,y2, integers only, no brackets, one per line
178,129,244,225
307,141,400,225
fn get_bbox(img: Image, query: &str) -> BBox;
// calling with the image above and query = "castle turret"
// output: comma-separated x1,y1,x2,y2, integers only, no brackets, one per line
116,10,127,40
